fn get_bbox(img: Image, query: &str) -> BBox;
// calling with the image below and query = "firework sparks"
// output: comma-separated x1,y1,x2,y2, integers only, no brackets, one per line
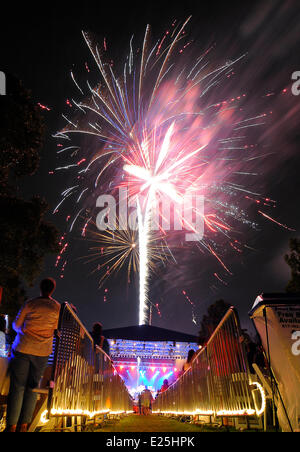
81,216,171,291
86,225,140,286
258,211,296,232
53,17,294,325
182,290,198,325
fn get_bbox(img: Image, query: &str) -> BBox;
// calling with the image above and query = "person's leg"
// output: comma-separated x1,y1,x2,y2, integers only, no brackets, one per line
18,354,49,427
6,351,30,428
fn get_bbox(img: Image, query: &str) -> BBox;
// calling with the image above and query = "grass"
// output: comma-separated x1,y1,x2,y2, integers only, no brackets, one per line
94,414,247,433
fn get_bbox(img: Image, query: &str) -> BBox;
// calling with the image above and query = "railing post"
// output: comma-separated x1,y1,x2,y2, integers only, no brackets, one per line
46,302,66,419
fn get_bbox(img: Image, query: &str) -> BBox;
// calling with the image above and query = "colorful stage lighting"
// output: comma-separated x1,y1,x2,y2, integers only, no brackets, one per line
165,371,174,379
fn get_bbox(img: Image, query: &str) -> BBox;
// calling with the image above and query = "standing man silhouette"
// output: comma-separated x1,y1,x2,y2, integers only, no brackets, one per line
5,278,60,432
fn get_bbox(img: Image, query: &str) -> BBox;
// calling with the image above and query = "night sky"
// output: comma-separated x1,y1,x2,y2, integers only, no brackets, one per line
2,0,300,337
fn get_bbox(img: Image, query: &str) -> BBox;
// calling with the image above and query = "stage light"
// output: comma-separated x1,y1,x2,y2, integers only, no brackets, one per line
150,370,160,383
165,371,173,380
120,365,124,370
151,367,156,372
174,367,177,372
162,367,167,373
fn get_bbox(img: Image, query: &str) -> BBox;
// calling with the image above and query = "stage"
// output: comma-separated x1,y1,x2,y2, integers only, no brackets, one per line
104,324,199,399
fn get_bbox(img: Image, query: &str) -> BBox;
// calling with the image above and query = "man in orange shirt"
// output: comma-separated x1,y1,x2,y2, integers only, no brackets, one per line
5,278,60,432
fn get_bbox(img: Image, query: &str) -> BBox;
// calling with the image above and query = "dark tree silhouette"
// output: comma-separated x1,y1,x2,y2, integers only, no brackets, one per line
285,238,300,293
0,76,44,191
198,299,231,345
0,75,60,317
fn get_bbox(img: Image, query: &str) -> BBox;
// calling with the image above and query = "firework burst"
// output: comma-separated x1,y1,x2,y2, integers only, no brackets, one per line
52,17,293,325
82,216,172,288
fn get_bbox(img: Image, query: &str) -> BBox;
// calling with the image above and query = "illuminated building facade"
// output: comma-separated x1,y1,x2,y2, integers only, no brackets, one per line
103,325,199,400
